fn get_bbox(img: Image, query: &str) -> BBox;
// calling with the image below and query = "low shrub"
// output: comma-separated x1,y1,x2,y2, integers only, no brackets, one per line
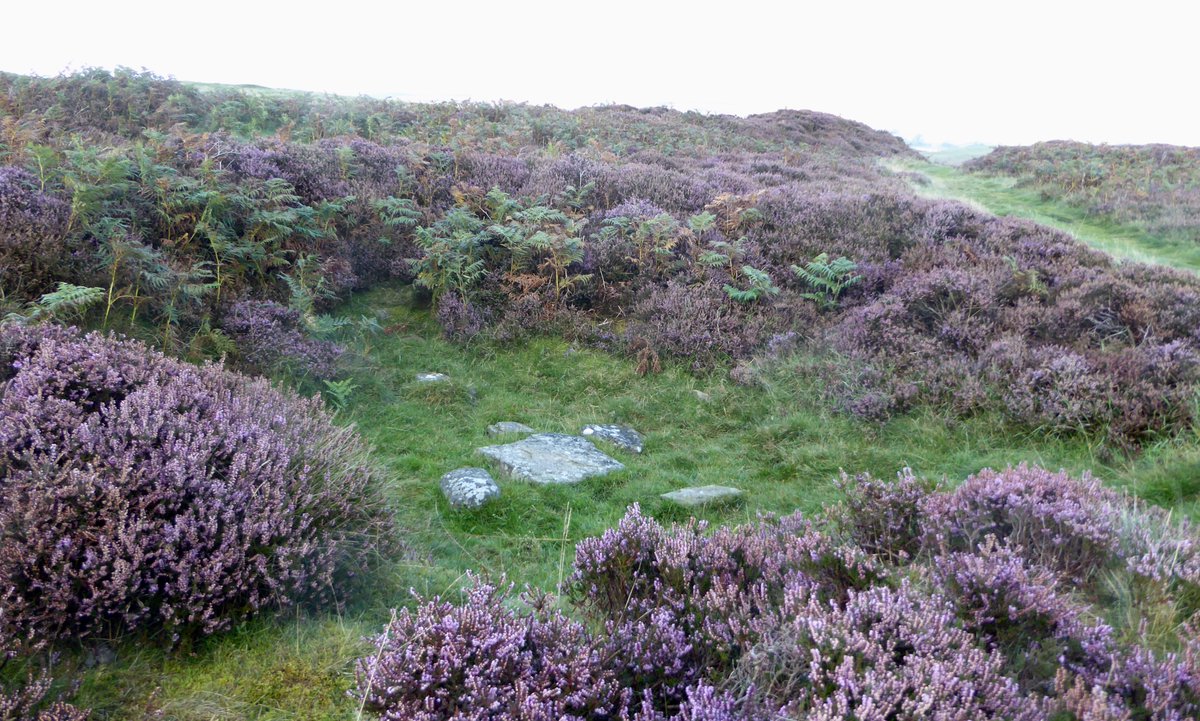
221,299,345,380
626,281,783,370
833,467,936,562
571,506,881,711
1052,631,1200,721
0,324,391,646
435,292,487,345
0,669,88,721
0,166,70,298
355,581,627,721
932,536,1114,690
921,464,1122,584
733,583,1039,720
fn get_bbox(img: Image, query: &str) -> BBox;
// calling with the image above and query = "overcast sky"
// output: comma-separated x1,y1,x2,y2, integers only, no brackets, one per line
3,0,1195,147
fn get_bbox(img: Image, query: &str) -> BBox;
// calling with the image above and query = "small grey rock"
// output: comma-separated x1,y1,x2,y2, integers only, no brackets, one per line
488,421,536,437
416,372,450,383
440,467,500,509
478,433,624,485
83,643,117,668
661,485,744,508
693,390,712,402
581,424,644,453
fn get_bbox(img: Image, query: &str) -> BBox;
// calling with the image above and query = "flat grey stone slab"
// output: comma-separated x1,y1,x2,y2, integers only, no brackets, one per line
440,467,500,509
477,433,624,485
581,424,644,453
416,372,450,383
488,421,536,437
661,485,744,508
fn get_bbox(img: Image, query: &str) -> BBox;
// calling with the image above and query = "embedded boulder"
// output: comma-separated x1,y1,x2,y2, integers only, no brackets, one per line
661,485,744,508
477,433,624,485
416,372,450,383
581,424,644,453
440,467,500,509
488,421,536,437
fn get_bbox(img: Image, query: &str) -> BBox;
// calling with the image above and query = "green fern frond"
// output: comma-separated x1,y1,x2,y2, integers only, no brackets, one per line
21,283,106,322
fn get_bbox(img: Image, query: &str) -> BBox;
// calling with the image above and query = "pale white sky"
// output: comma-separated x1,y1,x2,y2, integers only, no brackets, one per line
3,0,1196,147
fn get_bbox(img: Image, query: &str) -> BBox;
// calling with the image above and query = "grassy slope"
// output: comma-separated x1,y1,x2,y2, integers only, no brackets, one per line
71,282,1200,719
890,158,1200,274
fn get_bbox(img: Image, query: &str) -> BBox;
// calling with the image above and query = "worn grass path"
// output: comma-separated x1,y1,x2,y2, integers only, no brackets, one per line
889,158,1200,275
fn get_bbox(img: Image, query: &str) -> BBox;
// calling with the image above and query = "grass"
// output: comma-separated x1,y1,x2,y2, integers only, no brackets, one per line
337,285,1189,586
60,282,1200,719
889,158,1200,274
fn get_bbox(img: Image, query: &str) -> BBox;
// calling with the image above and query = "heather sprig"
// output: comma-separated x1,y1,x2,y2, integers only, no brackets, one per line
921,464,1122,585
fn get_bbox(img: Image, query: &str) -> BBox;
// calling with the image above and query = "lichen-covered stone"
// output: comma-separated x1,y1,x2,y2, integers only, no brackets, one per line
477,433,624,485
580,424,644,453
487,421,536,437
661,485,744,508
440,467,500,509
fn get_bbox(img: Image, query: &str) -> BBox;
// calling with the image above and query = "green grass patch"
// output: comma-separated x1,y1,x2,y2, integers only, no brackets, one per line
889,159,1200,274
337,285,1200,587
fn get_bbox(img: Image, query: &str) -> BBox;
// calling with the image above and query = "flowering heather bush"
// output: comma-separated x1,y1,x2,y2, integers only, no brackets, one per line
0,324,391,645
1000,345,1112,435
571,505,881,710
833,467,936,562
1104,634,1200,721
435,292,487,344
1049,631,1200,721
355,581,627,721
733,582,1039,721
803,197,1200,445
921,465,1122,584
0,166,70,297
354,577,761,721
219,139,352,203
460,153,532,196
221,299,345,380
932,536,1114,689
1120,505,1200,591
626,281,786,370
1098,341,1200,443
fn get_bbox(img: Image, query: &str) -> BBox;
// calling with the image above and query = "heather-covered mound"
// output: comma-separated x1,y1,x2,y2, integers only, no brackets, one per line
4,70,1200,446
966,141,1200,245
0,323,392,649
357,465,1200,721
